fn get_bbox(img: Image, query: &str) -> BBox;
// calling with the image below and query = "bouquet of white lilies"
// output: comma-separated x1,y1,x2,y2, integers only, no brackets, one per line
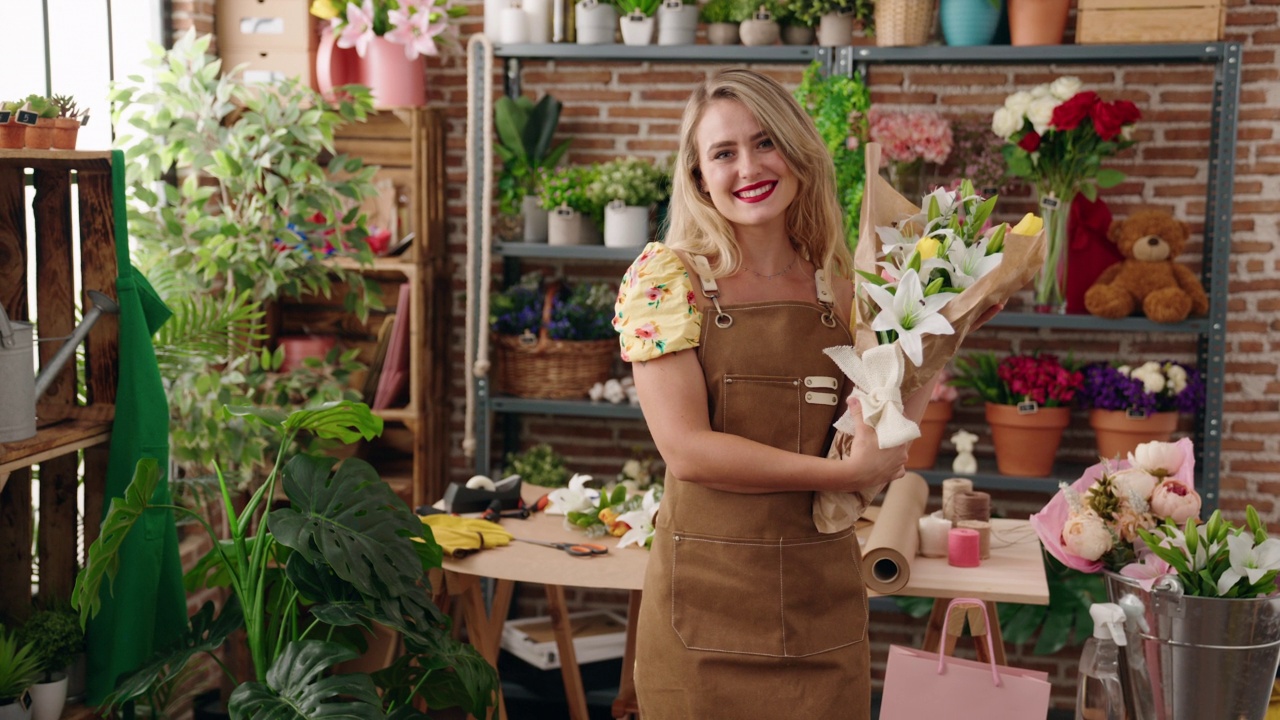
814,144,1048,533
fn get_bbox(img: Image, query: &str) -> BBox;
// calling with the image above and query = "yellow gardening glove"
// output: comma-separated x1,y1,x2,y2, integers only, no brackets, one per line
420,515,513,558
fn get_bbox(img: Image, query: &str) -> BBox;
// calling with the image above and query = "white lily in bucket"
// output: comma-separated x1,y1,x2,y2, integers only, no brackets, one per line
1217,533,1280,597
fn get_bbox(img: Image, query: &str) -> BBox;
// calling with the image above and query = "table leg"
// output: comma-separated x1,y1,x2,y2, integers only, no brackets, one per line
447,571,512,720
611,590,642,720
977,601,1006,666
544,584,591,720
922,599,948,654
921,598,1008,666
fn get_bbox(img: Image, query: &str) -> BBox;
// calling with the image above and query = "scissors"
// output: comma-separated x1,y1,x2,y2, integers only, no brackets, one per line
514,538,608,557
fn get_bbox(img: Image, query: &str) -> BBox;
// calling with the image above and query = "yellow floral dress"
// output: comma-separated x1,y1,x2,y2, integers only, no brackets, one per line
613,242,702,362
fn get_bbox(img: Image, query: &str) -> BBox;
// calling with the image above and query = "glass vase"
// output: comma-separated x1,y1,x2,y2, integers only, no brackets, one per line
1032,189,1074,314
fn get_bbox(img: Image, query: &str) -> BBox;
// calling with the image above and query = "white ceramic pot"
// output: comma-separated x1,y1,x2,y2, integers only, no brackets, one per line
619,12,656,44
816,11,854,46
0,694,32,720
740,11,780,45
498,5,530,43
548,206,602,246
657,1,698,44
781,24,815,44
522,195,548,242
575,0,618,44
524,0,552,42
706,21,740,45
28,675,65,720
604,202,651,247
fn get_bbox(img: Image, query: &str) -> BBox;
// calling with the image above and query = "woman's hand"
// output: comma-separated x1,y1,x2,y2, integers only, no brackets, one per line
972,300,1006,331
837,398,908,492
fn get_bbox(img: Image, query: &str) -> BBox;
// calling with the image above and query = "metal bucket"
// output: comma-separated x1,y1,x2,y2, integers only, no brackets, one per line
0,309,36,443
1105,571,1280,720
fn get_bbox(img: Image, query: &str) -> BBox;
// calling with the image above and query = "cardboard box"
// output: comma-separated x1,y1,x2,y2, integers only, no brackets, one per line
1076,0,1225,44
218,0,317,52
221,48,315,87
500,611,628,671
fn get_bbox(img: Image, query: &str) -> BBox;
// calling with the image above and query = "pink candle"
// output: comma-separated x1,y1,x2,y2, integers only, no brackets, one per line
948,527,981,568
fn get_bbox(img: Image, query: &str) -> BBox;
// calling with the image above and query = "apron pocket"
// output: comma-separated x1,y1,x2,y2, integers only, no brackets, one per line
780,529,868,656
722,374,802,453
670,531,784,656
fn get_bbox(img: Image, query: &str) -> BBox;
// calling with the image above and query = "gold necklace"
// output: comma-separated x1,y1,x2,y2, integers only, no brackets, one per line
744,251,798,281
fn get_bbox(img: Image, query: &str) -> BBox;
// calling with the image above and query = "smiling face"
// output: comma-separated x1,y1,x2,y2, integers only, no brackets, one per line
693,98,797,239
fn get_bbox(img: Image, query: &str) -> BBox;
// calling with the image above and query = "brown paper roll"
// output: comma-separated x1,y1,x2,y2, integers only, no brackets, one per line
861,472,928,594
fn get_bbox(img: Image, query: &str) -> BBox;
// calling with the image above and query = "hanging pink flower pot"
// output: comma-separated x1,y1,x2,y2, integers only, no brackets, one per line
361,37,426,108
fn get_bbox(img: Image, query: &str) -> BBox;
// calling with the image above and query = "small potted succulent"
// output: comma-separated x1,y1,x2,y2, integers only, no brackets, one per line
0,629,40,720
539,164,605,246
656,0,698,44
740,1,781,45
16,610,81,720
699,0,745,44
49,95,89,150
589,156,671,247
774,0,816,44
0,101,22,149
19,95,57,150
616,0,661,44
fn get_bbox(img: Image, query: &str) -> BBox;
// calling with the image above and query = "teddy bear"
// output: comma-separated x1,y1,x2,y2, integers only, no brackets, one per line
1083,208,1209,323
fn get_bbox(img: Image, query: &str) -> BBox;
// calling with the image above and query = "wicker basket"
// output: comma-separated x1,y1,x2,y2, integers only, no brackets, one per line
493,284,619,399
875,0,935,46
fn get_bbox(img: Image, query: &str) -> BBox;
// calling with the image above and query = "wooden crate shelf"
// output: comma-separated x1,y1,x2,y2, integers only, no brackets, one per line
0,418,113,492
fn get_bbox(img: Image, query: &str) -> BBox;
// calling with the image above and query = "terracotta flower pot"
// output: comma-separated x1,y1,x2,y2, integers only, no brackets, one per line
906,400,953,469
1088,409,1178,461
985,401,1071,477
0,117,23,149
1007,0,1070,46
24,117,55,150
51,118,80,150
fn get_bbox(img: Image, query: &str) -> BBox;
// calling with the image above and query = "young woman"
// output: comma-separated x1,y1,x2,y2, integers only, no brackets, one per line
612,68,928,718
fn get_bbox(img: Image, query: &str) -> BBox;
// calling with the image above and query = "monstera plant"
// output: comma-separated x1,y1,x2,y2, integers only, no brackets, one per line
72,401,497,719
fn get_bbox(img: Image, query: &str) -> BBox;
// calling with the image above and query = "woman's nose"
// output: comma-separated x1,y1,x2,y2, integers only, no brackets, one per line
738,152,760,178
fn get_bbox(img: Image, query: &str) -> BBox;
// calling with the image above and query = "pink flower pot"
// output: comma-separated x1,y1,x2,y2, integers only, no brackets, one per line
315,30,426,109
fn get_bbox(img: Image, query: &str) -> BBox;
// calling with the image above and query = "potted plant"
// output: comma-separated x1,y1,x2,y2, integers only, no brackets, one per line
0,101,22,149
656,0,698,44
740,2,781,45
539,164,605,246
575,0,619,44
19,95,56,150
907,372,958,469
496,93,572,243
49,95,88,150
699,0,750,44
589,156,671,247
616,0,661,43
504,442,572,487
940,0,1003,46
72,401,499,717
1078,360,1204,460
774,0,816,44
0,629,40,720
867,107,954,201
951,351,1083,477
490,273,619,398
16,611,81,720
785,0,871,46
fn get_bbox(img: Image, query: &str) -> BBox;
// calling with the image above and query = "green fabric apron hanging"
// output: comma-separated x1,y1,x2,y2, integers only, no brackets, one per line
85,149,188,704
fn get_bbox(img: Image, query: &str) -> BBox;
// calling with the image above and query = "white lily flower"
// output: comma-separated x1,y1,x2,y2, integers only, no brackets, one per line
863,268,955,367
1159,525,1221,573
545,473,599,516
616,487,661,549
945,236,1003,289
1216,533,1280,596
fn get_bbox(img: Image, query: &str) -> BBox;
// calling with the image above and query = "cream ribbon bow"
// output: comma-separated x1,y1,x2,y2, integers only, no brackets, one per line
823,343,921,448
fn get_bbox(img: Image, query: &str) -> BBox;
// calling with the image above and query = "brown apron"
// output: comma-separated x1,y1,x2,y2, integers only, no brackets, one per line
635,252,871,719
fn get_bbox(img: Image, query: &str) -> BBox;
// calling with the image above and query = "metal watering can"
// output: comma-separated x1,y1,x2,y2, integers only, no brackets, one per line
0,291,119,443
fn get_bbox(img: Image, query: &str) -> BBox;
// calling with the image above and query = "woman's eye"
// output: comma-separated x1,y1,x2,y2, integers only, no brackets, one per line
713,150,732,160
759,137,775,149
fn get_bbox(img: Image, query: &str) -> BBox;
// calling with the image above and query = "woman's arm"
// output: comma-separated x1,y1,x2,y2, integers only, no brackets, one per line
633,349,907,495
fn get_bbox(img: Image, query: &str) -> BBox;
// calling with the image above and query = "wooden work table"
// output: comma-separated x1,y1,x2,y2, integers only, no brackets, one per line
438,485,1048,720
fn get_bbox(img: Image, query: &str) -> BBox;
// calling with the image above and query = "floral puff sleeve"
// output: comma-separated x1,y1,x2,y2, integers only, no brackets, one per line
613,242,702,363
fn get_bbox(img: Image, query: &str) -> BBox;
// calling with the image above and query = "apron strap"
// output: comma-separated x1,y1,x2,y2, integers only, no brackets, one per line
690,254,733,329
814,267,838,328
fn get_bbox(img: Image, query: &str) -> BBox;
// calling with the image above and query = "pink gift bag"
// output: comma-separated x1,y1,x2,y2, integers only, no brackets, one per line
880,598,1052,720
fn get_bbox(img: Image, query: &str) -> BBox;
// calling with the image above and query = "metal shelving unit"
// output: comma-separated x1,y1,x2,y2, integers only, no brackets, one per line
468,42,1241,509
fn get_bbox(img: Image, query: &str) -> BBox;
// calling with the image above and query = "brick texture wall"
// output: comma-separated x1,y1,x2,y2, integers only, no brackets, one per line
200,0,1279,709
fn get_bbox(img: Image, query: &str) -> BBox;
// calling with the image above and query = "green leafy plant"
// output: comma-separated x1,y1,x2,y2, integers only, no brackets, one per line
504,443,571,488
793,62,870,251
782,0,872,28
495,93,573,216
616,0,662,15
72,401,498,717
589,156,671,208
22,94,58,119
17,609,83,681
699,0,745,23
1138,507,1280,599
538,164,608,228
0,628,41,704
50,94,90,126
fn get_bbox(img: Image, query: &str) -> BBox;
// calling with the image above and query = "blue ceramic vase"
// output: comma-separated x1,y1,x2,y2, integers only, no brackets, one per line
940,0,1003,46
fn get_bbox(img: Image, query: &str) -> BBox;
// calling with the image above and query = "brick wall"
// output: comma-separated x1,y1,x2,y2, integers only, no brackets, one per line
200,0,1280,709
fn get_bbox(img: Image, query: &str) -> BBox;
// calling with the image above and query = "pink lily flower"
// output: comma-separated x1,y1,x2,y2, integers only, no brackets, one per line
1119,552,1173,592
387,0,450,59
335,0,377,57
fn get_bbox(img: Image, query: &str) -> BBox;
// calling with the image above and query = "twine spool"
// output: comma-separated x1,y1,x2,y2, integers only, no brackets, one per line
953,491,991,523
948,528,981,568
941,478,973,522
918,511,951,558
956,519,991,560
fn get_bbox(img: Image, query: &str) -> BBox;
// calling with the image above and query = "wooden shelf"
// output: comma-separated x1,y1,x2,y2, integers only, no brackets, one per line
0,149,114,170
326,254,418,275
0,419,113,491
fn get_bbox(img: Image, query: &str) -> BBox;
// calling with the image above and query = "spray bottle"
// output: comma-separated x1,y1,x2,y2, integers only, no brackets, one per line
1076,602,1127,720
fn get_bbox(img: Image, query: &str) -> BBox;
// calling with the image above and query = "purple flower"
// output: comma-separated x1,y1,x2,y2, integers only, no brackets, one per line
1078,361,1204,415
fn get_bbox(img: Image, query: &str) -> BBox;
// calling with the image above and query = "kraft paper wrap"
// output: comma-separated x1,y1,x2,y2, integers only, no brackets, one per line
860,472,928,595
813,143,1048,533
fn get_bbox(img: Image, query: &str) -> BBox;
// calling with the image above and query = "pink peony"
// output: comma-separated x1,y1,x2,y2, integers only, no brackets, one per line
1111,467,1159,503
1061,512,1113,562
1149,480,1201,524
1129,440,1185,477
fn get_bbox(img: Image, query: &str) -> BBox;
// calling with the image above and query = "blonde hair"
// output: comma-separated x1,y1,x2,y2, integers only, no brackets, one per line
665,68,852,279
